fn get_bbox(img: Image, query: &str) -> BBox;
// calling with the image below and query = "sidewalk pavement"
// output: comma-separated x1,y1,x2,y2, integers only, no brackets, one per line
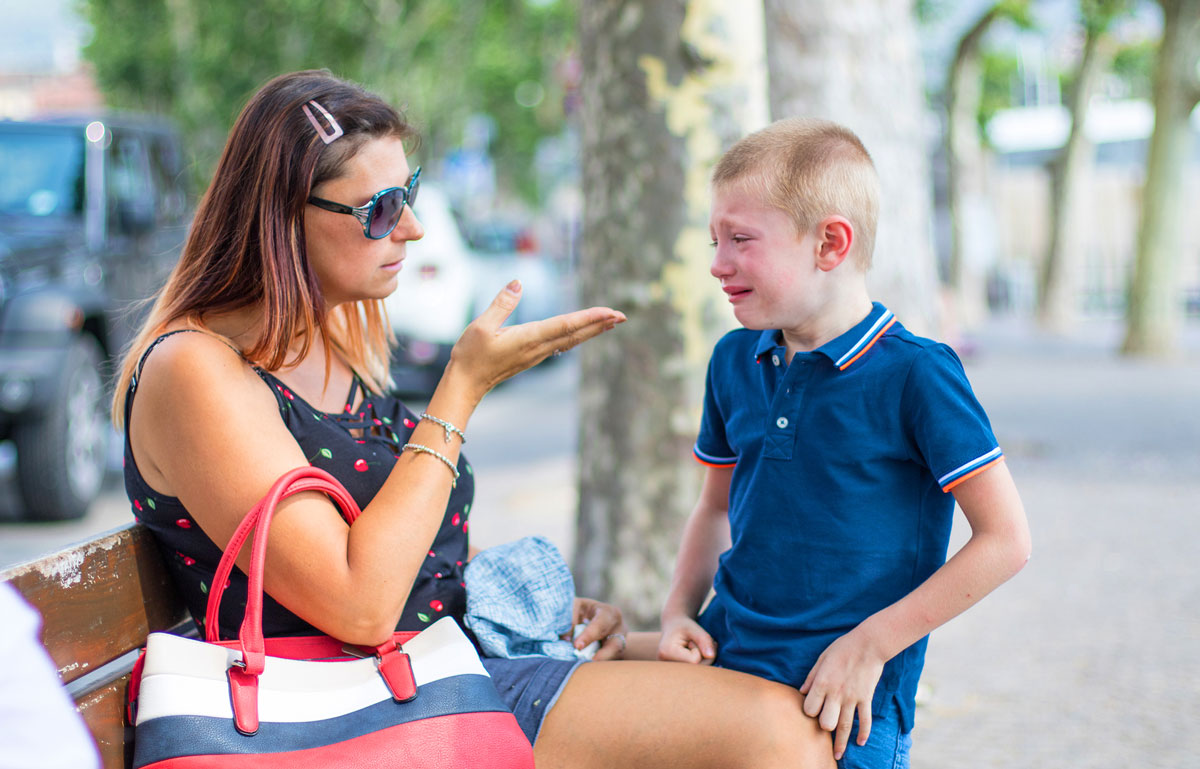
912,318,1200,769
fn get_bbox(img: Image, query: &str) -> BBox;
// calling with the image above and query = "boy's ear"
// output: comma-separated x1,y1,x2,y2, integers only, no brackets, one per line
815,216,854,272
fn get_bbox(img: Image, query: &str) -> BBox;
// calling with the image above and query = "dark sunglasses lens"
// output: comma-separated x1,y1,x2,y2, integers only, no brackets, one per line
369,189,406,238
407,175,420,210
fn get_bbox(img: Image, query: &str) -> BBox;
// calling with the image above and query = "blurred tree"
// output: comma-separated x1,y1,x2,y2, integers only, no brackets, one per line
944,1,1032,331
80,0,574,200
978,51,1022,136
1038,0,1134,333
1122,0,1200,356
1110,38,1157,98
762,0,941,336
574,1,767,627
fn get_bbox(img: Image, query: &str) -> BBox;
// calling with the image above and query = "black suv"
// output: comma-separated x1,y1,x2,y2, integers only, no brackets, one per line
0,116,188,520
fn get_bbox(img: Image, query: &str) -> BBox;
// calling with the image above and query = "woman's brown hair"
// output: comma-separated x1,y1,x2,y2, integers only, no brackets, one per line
112,70,417,426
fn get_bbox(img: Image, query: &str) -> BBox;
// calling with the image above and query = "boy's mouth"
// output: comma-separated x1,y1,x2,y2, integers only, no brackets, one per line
723,285,752,301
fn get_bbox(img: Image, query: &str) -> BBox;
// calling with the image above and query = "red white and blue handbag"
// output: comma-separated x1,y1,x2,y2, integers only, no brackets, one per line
128,466,534,768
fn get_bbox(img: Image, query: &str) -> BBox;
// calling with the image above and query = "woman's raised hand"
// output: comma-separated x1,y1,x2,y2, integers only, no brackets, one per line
447,280,626,402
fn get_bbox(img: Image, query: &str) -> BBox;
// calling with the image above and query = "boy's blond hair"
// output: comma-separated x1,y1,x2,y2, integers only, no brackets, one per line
713,117,880,268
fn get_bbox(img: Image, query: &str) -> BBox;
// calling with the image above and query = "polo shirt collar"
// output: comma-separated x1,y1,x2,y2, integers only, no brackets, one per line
753,302,896,372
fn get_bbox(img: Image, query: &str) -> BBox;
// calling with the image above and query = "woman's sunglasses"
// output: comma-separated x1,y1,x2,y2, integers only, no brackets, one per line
307,166,421,239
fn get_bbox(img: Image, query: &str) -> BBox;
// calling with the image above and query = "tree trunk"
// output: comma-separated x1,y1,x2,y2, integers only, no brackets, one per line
946,5,1002,332
1039,16,1106,333
575,2,766,627
762,0,940,336
1122,0,1200,357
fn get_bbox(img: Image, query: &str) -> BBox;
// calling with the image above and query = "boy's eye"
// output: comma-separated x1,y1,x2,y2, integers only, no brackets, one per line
709,239,718,247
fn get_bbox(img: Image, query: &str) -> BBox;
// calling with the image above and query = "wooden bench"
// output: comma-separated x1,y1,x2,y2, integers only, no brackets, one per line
0,523,191,769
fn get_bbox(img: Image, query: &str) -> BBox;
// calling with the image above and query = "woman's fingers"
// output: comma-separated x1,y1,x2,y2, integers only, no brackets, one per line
473,279,523,333
528,306,626,357
592,633,627,661
449,284,625,397
571,597,627,659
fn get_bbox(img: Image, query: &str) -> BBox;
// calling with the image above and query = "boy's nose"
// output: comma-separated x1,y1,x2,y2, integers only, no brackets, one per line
710,247,733,279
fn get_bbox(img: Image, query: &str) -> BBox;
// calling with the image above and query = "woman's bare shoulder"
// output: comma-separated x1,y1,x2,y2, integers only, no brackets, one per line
134,329,263,405
129,328,295,493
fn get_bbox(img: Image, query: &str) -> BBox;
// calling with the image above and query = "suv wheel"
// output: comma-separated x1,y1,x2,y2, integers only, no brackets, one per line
14,335,109,521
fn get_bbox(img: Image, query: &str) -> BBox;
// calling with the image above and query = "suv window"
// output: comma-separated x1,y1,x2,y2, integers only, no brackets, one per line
0,130,85,217
146,133,187,223
107,131,156,224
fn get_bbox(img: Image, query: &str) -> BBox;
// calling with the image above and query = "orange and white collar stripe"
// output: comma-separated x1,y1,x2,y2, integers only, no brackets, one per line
835,309,896,371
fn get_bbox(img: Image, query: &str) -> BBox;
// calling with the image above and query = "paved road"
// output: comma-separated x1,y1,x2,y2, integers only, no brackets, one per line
912,319,1200,769
3,318,1197,768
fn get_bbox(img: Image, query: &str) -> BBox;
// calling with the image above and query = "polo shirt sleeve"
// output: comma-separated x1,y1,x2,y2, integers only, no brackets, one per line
902,344,1003,492
693,353,737,468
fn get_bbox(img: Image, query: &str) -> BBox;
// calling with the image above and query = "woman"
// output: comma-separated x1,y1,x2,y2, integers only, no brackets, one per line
114,70,834,768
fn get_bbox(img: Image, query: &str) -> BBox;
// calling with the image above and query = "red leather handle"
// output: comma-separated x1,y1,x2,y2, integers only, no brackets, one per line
204,467,363,666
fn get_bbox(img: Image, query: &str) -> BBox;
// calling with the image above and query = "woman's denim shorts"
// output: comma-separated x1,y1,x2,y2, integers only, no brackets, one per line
482,656,585,745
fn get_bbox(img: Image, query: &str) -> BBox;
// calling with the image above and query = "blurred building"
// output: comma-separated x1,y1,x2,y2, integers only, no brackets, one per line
984,100,1200,317
0,0,101,118
0,67,103,118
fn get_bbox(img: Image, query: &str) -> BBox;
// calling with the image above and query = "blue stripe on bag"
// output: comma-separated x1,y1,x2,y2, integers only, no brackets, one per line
133,673,509,766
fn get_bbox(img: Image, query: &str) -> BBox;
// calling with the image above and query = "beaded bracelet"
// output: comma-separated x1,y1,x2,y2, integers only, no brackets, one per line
419,412,466,444
402,443,460,487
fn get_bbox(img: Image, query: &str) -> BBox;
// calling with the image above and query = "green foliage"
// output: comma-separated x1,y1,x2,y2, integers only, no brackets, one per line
978,49,1021,138
79,0,576,201
1080,0,1136,37
1111,39,1157,98
994,0,1036,29
915,0,949,24
78,0,176,113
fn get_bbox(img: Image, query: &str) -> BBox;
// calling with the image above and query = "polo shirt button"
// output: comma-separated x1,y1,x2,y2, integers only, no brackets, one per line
771,354,780,366
776,416,789,429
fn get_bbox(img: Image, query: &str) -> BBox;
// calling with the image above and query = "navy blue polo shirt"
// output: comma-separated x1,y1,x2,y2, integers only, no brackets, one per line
693,303,1002,733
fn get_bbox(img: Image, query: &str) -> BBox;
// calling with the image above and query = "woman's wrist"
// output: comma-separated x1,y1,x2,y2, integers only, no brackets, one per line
436,357,491,410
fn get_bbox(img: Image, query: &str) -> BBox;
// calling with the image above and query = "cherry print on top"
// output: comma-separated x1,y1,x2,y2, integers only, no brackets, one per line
123,330,473,639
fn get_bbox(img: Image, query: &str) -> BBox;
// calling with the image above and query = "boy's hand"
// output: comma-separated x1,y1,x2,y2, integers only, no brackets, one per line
657,615,717,665
799,629,886,760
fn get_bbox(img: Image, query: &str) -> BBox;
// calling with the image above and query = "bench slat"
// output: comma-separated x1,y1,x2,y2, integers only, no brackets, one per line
1,524,189,684
76,675,134,769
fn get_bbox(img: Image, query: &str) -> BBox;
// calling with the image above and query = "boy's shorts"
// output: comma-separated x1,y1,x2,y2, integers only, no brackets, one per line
838,713,911,769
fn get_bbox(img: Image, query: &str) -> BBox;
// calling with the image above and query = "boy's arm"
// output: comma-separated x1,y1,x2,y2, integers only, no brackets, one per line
658,465,733,664
801,459,1031,760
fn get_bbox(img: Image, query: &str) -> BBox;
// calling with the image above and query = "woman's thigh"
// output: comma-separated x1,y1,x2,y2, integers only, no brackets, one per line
534,660,835,769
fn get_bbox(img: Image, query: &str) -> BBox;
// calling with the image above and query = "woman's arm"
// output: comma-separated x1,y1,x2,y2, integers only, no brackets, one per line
135,284,624,646
657,465,732,663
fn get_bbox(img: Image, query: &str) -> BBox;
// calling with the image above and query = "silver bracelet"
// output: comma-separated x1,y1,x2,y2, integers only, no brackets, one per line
419,412,466,445
402,443,460,487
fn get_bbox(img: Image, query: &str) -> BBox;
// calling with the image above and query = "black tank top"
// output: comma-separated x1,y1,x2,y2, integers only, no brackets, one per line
123,330,473,639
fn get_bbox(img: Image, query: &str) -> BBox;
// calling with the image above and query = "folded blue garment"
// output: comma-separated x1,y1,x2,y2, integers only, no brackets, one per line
464,536,581,660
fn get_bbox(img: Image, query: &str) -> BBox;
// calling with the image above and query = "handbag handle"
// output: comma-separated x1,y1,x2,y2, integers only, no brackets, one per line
204,466,362,663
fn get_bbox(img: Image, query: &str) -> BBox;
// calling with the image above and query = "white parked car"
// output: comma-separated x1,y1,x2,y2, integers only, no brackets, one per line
463,218,571,326
384,184,475,395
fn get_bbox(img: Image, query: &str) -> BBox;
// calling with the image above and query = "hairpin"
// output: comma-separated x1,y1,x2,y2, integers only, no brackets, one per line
301,100,344,145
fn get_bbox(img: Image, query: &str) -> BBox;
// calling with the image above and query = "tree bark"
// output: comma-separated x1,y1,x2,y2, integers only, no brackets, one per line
946,5,1002,331
1039,8,1115,333
762,0,940,336
575,2,766,627
1122,0,1200,356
